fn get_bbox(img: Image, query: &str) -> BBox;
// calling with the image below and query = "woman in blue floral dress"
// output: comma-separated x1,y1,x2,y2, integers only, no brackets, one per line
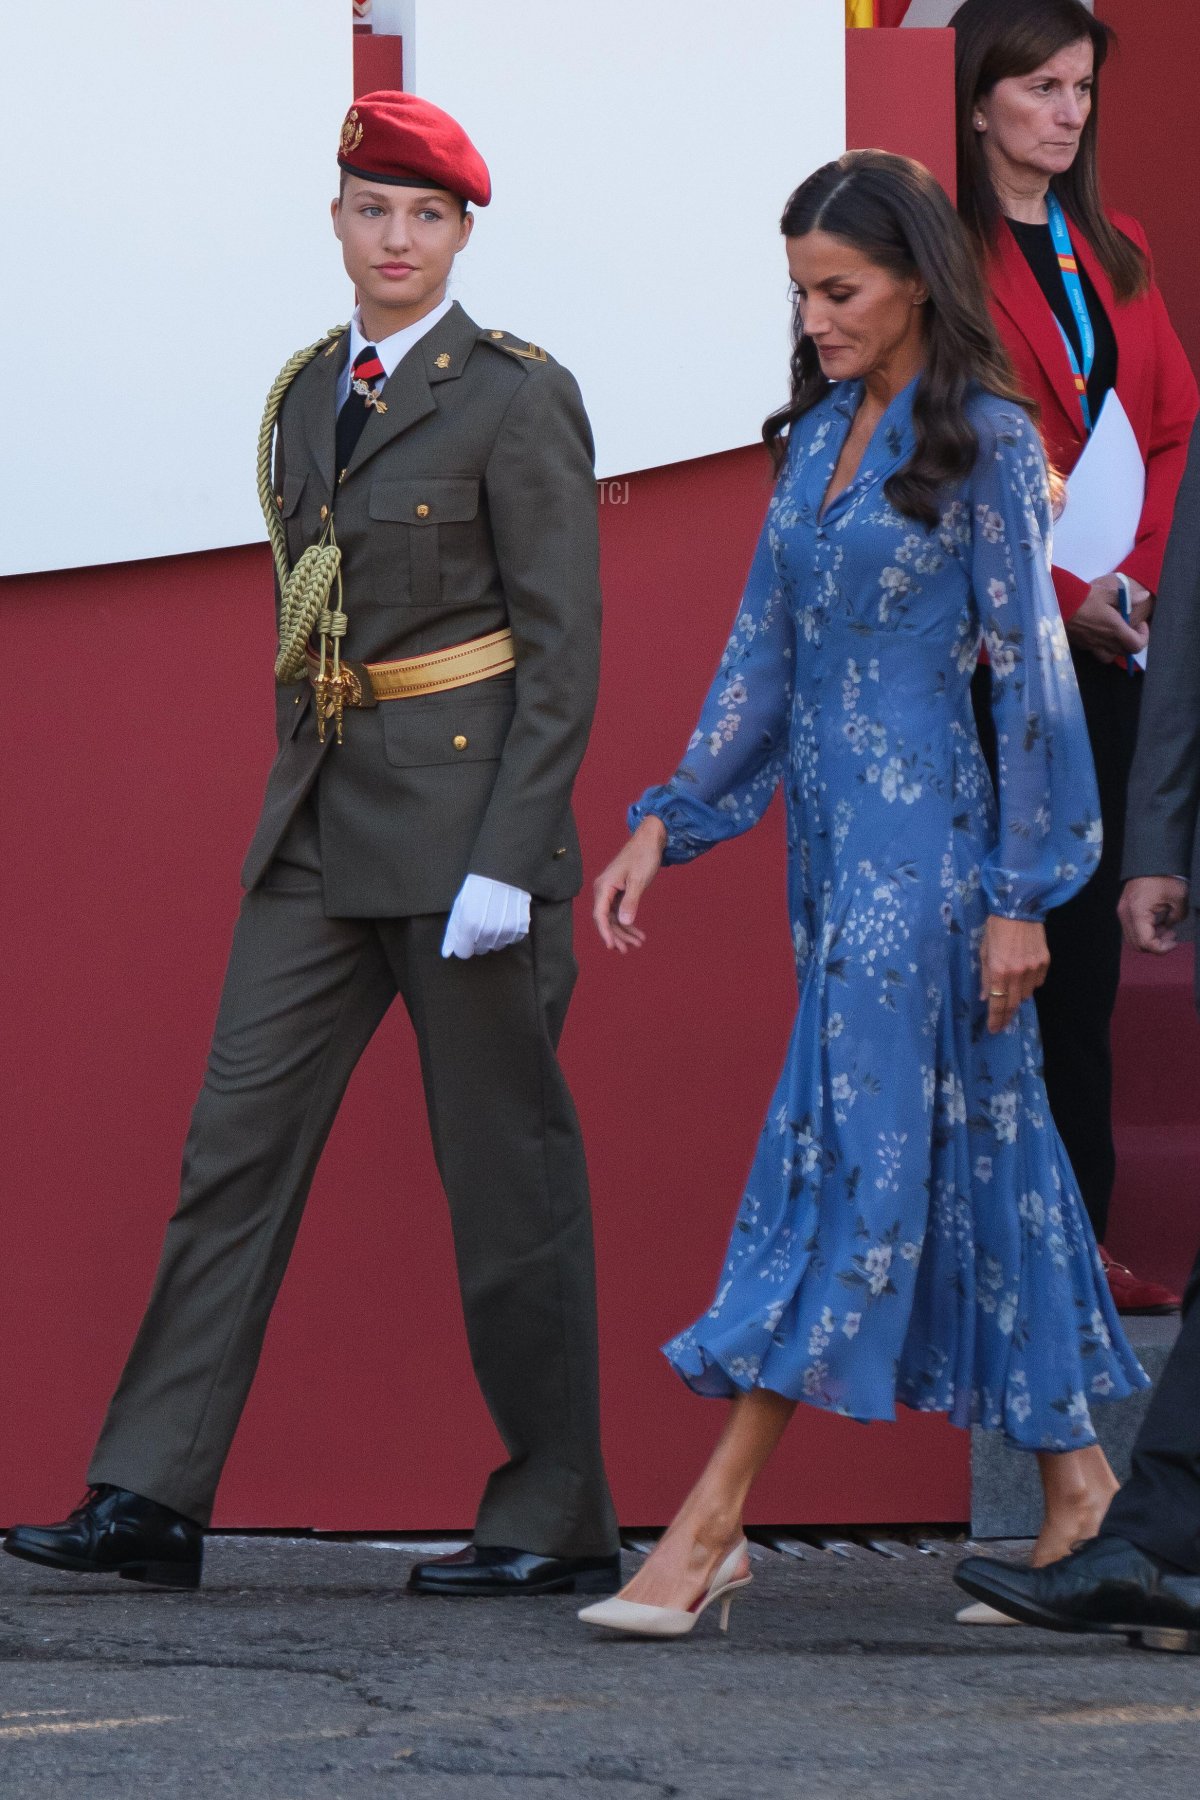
581,152,1147,1639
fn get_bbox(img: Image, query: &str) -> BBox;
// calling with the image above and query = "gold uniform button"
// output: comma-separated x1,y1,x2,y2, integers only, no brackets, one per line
274,492,283,509
490,330,506,339
453,734,468,751
553,846,567,858
416,503,430,519
319,504,329,521
294,695,302,705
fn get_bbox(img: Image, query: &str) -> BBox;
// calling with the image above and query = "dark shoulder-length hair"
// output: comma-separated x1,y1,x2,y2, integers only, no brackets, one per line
951,0,1148,302
763,150,1035,529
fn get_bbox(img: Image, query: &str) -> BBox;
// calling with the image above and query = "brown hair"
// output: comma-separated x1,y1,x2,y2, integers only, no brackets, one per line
764,151,1038,529
951,0,1148,302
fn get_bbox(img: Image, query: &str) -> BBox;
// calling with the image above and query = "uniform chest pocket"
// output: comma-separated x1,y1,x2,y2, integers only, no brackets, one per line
368,477,481,607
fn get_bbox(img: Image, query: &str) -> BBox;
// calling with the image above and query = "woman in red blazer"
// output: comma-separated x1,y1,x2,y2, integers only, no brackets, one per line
953,0,1197,1321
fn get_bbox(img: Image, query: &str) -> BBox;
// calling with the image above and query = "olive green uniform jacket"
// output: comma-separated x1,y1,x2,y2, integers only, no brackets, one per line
242,301,602,918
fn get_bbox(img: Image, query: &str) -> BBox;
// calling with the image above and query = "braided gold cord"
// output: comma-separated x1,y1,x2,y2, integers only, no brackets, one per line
277,540,343,681
255,325,349,682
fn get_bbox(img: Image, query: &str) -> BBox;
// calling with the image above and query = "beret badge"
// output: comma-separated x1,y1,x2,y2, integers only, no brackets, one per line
340,109,364,155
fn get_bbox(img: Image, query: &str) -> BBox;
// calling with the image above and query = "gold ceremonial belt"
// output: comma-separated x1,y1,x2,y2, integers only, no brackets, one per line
305,627,516,708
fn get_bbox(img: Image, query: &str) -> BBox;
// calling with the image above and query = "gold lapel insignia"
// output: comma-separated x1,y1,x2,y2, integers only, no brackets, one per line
434,352,451,369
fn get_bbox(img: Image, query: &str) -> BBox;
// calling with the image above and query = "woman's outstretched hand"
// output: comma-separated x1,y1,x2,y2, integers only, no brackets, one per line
980,915,1050,1034
593,817,668,952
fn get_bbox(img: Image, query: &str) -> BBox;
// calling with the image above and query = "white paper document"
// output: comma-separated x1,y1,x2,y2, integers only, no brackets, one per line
1050,390,1147,667
1052,390,1146,582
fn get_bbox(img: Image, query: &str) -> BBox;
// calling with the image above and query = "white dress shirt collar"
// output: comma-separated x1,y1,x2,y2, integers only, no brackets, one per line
341,294,456,405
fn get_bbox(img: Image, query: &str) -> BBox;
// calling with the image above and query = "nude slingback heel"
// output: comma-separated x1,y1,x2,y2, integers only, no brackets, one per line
577,1540,752,1639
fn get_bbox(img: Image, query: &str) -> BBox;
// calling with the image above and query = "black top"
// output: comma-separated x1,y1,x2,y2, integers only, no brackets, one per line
1006,216,1118,423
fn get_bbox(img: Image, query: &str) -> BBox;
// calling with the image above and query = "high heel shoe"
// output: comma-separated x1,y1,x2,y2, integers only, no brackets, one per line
577,1540,752,1639
955,1600,1018,1626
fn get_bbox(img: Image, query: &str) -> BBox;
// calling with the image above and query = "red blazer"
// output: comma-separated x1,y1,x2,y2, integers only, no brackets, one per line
987,211,1198,620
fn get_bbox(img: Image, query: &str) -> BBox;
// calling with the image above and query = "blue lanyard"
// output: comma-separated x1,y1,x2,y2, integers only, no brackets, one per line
1046,194,1096,432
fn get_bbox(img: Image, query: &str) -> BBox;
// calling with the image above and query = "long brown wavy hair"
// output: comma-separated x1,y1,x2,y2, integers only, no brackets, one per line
764,151,1036,529
951,0,1148,302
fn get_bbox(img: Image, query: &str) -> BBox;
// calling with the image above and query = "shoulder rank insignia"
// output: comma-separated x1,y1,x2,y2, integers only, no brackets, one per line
488,332,548,363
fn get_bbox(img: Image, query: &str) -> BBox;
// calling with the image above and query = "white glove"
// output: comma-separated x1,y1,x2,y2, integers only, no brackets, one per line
441,873,532,959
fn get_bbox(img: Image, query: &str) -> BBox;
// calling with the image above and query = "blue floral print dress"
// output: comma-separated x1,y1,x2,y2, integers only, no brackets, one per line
630,380,1148,1450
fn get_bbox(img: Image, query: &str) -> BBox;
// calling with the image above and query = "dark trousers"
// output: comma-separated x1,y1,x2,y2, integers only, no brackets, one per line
1102,1245,1200,1572
972,653,1141,1242
89,803,619,1557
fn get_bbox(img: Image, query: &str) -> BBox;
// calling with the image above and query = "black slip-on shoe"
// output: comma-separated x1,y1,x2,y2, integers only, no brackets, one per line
954,1536,1200,1654
407,1543,621,1597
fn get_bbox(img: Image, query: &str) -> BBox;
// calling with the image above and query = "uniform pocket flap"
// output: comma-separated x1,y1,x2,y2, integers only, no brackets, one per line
280,471,306,517
381,693,514,767
369,477,480,525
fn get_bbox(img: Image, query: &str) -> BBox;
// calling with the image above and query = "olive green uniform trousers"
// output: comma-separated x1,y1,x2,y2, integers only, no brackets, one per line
88,803,619,1559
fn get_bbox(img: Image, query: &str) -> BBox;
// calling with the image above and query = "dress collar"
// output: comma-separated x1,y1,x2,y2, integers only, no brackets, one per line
808,377,919,521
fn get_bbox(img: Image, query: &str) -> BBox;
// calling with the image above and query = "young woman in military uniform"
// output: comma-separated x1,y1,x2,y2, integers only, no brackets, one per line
5,92,620,1599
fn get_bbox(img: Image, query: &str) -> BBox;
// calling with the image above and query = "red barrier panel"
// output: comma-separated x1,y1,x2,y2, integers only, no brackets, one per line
353,29,403,96
0,445,969,1529
846,27,957,195
1097,0,1200,373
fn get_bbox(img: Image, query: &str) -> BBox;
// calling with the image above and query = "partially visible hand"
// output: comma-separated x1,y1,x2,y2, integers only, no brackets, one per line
980,915,1051,1034
1118,875,1190,954
593,817,667,952
1065,573,1151,665
441,874,531,959
1125,576,1154,631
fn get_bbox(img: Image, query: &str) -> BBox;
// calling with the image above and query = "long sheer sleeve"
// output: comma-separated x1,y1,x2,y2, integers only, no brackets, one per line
628,512,793,864
971,401,1103,920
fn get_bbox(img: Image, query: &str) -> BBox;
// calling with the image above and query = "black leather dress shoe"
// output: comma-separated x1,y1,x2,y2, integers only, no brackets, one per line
3,1485,203,1590
955,1535,1200,1653
407,1543,621,1597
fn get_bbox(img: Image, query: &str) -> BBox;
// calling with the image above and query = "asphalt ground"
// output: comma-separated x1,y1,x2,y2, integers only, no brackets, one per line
1,1533,1198,1799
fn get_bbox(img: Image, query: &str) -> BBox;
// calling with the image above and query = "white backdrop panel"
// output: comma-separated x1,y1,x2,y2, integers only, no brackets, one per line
1,2,844,573
0,3,351,575
391,0,845,479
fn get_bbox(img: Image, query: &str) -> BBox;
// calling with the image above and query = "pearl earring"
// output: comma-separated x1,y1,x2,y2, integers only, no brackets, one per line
974,115,985,130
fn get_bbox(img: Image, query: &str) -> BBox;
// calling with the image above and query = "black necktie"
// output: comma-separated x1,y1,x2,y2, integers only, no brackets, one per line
335,345,387,477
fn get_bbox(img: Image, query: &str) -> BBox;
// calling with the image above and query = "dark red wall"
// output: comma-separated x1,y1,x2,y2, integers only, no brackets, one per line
0,446,966,1530
1097,0,1200,372
846,27,956,194
353,28,403,96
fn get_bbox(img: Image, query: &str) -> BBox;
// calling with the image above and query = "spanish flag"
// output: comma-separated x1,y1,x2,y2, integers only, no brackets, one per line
846,0,876,23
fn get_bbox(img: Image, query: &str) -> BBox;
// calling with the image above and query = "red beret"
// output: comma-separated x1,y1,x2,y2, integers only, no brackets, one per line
338,91,491,207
